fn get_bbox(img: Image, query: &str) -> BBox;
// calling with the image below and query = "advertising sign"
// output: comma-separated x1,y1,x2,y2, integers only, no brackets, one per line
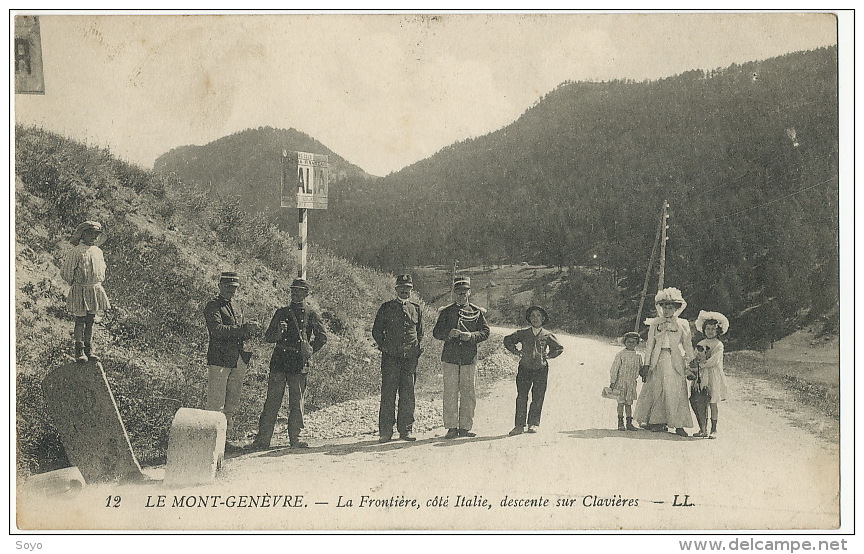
281,150,329,209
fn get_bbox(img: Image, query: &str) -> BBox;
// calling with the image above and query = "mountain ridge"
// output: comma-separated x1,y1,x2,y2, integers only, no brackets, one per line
151,46,839,347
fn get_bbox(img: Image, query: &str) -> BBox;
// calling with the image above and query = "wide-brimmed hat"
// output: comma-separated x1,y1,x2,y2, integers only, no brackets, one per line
290,278,310,291
395,274,414,288
70,221,106,246
219,271,241,287
695,310,730,335
453,275,471,290
525,306,549,325
654,287,687,316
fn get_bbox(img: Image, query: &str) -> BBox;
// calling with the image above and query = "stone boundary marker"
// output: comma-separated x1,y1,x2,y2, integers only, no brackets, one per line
41,360,144,483
164,407,226,487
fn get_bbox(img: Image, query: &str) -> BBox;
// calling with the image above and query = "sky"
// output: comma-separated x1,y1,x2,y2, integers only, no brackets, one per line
13,12,839,177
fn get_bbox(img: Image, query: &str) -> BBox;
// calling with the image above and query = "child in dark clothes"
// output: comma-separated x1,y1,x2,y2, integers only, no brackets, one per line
503,306,564,436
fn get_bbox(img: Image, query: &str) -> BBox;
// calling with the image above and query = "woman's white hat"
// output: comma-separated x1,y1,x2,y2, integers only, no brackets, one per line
643,287,687,325
654,287,687,317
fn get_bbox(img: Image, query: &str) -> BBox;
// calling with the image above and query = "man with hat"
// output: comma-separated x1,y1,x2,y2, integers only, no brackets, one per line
251,278,327,449
503,306,564,435
203,271,261,435
432,275,490,439
372,274,424,443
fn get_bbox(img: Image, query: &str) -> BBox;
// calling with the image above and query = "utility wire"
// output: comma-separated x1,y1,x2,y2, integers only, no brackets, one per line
685,167,796,199
700,176,838,222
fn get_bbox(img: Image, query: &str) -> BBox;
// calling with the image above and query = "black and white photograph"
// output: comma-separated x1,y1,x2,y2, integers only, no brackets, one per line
9,9,852,543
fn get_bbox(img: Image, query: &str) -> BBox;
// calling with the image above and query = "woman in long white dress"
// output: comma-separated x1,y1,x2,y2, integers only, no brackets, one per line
634,287,697,436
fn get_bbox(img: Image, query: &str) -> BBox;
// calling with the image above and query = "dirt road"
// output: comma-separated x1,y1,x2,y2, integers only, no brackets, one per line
17,329,839,531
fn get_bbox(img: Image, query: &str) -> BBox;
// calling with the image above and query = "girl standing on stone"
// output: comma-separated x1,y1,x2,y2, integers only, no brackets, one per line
60,221,111,363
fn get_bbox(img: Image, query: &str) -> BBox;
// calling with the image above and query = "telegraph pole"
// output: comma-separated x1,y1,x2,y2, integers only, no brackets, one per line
634,200,669,332
298,208,308,279
657,200,669,291
450,260,458,303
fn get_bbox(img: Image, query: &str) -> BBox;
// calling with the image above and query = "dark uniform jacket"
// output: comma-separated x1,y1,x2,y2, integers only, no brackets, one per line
372,299,423,359
205,295,253,368
432,302,490,365
503,327,564,371
264,303,327,374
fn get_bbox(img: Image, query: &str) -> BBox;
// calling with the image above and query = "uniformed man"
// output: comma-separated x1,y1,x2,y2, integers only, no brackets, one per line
372,274,423,443
203,271,261,436
251,278,327,449
432,275,490,439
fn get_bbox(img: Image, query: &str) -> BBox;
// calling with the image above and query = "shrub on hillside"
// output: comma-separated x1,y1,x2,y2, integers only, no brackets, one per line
495,294,529,326
553,268,622,325
16,373,69,475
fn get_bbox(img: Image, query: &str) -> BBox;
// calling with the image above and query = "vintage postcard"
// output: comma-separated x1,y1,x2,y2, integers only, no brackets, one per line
10,10,851,541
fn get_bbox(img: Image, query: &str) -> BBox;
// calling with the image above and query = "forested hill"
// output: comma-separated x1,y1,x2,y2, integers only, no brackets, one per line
153,126,374,217
317,46,839,345
151,47,839,346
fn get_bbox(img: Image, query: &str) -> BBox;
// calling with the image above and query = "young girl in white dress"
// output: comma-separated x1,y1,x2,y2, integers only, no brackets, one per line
60,221,111,363
694,311,730,438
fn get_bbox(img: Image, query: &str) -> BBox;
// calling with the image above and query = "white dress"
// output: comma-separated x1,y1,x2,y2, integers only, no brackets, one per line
696,338,728,401
609,349,643,404
634,317,695,428
60,244,111,316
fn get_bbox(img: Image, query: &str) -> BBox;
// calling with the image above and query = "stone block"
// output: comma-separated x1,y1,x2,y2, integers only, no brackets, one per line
163,408,226,487
22,466,85,496
41,360,144,483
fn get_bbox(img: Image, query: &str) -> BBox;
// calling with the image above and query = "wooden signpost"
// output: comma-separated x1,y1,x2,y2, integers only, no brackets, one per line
14,15,45,95
281,150,329,279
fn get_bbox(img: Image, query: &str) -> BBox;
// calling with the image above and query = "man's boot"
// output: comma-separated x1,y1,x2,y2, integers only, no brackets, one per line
379,426,393,443
617,416,626,431
289,435,309,448
626,417,638,431
399,428,416,442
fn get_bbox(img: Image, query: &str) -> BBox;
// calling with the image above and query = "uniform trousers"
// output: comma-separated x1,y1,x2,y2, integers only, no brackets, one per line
206,357,248,424
378,354,418,436
255,371,307,445
442,362,476,430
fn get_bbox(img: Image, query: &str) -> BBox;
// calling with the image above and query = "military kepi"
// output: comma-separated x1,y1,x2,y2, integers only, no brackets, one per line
219,271,241,286
395,274,414,288
453,275,471,289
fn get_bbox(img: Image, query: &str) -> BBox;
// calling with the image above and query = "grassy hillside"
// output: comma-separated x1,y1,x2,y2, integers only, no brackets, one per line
14,125,442,478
